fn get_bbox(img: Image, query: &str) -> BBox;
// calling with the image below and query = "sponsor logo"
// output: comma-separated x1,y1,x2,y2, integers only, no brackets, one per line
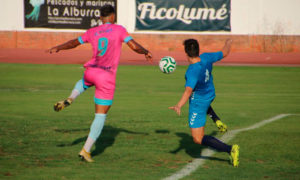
190,112,197,126
205,69,210,83
137,2,229,25
95,28,113,36
191,92,195,100
26,0,45,21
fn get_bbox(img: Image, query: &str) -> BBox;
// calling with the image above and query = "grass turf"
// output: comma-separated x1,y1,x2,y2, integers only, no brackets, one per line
0,63,299,179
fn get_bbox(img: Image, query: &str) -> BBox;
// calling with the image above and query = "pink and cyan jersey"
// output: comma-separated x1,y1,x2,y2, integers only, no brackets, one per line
78,23,132,74
78,23,132,101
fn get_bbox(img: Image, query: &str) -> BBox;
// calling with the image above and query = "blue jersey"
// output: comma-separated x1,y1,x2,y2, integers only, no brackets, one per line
185,52,223,100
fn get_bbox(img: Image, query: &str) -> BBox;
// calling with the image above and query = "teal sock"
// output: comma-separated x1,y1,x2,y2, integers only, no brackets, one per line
74,79,86,93
69,79,89,100
88,113,107,141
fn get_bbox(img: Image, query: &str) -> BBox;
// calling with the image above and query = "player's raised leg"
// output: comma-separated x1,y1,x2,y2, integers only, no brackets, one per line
54,79,90,112
207,106,228,132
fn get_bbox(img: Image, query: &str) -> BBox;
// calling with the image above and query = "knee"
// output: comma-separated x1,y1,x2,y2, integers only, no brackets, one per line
193,135,204,144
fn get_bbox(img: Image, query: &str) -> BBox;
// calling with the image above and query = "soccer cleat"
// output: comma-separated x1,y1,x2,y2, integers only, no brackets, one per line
230,144,240,167
54,98,73,112
215,120,228,133
79,148,94,162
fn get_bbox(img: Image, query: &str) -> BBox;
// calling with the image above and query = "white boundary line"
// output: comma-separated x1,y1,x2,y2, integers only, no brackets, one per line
163,114,294,180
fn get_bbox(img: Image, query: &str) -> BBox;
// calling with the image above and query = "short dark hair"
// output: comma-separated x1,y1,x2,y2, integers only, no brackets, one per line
100,5,115,17
183,39,199,58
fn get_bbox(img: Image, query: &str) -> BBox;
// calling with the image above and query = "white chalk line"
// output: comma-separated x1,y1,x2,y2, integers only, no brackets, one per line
163,114,294,180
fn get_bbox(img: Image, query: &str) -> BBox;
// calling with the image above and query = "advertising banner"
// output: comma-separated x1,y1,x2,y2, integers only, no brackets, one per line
24,0,117,29
136,0,231,31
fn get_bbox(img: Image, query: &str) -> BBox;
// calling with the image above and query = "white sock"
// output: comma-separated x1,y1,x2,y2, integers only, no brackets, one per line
69,89,80,100
83,137,95,153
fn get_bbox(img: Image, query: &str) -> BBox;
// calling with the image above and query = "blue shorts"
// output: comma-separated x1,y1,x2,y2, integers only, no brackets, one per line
188,92,214,128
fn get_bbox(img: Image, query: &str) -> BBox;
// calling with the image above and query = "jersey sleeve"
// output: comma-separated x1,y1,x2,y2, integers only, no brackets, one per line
206,51,223,63
120,26,133,43
78,30,90,44
185,69,199,89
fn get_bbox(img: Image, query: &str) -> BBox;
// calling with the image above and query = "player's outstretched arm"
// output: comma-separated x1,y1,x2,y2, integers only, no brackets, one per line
169,87,193,116
127,39,153,62
221,39,233,58
46,38,81,53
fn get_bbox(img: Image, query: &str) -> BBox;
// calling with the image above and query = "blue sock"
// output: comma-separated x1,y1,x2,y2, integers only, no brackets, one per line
202,135,232,153
88,114,107,141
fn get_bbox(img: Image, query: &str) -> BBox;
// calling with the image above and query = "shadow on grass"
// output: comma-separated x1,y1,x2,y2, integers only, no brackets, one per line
56,125,148,157
55,128,89,133
168,131,228,162
155,129,170,134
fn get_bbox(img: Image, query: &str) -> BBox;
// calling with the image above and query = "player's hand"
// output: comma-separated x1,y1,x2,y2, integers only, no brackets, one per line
46,47,60,54
145,52,153,62
169,105,181,116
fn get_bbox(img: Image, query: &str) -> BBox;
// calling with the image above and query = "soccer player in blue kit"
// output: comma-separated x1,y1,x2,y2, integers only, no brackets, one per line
169,39,239,167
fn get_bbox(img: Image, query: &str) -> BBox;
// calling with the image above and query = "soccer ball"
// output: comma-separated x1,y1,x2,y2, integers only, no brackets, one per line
159,56,176,74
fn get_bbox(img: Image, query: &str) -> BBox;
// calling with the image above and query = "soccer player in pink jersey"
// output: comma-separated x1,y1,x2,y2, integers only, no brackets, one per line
46,5,152,162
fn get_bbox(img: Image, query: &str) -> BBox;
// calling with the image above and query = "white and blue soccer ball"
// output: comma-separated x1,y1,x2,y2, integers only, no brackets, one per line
159,56,176,74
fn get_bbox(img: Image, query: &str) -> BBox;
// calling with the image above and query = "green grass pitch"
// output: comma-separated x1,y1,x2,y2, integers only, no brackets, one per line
0,63,299,179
